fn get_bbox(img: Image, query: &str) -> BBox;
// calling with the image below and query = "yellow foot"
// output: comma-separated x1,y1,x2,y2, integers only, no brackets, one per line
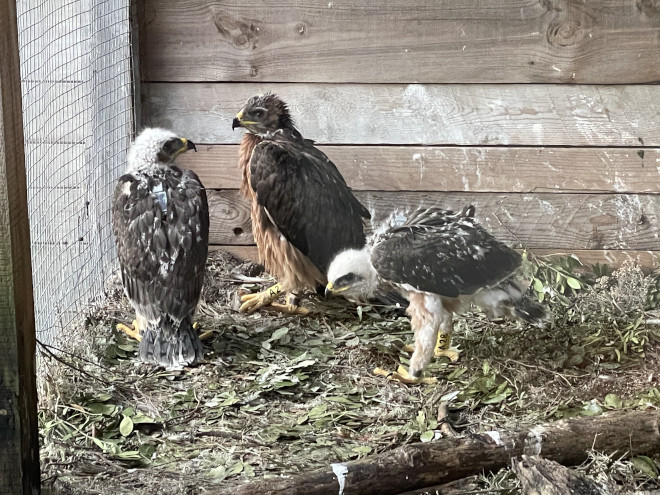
239,283,282,314
268,302,310,316
116,320,141,341
434,332,460,362
373,365,437,385
192,322,215,341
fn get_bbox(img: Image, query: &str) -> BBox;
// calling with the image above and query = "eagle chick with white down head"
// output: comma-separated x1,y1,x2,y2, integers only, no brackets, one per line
326,205,549,383
112,128,209,368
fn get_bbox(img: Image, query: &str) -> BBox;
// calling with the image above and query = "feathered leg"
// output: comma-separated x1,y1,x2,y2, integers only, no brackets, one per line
409,320,441,377
374,293,442,384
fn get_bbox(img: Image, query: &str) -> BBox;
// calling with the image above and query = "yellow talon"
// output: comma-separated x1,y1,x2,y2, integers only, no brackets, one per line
434,333,459,362
116,320,141,341
239,283,282,313
269,302,310,316
373,365,437,385
198,330,214,341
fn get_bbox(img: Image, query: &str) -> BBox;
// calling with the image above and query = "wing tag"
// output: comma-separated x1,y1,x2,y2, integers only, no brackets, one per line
152,183,168,214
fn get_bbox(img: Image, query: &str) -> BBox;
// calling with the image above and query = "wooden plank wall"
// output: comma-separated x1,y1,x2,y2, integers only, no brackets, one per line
139,0,660,269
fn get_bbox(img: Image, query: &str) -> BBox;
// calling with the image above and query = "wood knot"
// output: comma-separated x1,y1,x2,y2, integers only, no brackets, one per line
213,14,259,49
546,19,583,47
543,1,593,48
398,444,430,467
637,0,660,17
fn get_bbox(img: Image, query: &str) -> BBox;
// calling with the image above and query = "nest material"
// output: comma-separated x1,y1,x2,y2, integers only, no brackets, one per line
39,252,660,494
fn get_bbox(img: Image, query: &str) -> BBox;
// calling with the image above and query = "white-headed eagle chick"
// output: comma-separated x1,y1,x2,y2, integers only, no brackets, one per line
326,205,548,383
232,93,370,315
112,128,209,368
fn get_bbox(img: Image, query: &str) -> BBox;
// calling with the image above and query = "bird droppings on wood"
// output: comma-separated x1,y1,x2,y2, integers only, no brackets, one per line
37,250,660,494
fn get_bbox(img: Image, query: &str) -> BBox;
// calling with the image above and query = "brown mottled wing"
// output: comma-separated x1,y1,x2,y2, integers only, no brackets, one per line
371,206,521,297
111,167,209,324
249,129,370,274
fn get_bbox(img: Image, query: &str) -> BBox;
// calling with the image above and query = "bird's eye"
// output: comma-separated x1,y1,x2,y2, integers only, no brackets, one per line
253,109,265,118
341,273,356,284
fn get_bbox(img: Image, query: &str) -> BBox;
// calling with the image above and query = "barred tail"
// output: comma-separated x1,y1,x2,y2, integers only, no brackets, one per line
139,317,203,368
474,278,550,327
513,295,549,327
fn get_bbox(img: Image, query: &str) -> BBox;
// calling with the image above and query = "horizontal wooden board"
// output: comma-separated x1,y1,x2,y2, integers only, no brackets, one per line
140,0,660,84
179,145,660,193
211,245,660,271
206,190,660,251
142,83,660,146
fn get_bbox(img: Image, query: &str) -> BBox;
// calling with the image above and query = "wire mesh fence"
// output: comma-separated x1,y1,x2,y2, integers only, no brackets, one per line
16,0,134,345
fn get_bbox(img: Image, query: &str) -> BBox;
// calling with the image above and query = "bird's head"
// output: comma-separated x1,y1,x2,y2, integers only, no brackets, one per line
232,93,294,136
127,127,196,172
325,248,378,303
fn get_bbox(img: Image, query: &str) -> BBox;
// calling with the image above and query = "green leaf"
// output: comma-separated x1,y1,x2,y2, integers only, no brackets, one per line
631,456,658,478
208,465,227,480
119,415,133,437
533,278,544,293
604,394,623,409
226,461,245,476
138,444,156,459
353,445,372,455
270,327,289,341
86,402,117,416
420,430,434,442
581,402,603,417
566,276,582,290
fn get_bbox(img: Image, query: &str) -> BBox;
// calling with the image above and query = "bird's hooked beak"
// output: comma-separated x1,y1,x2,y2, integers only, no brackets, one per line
181,138,197,152
232,110,257,131
325,282,349,298
325,282,334,298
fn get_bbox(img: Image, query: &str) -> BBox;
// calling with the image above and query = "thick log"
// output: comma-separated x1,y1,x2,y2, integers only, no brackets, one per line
511,456,611,495
0,0,40,492
140,0,660,84
142,82,660,146
209,410,660,495
177,145,660,194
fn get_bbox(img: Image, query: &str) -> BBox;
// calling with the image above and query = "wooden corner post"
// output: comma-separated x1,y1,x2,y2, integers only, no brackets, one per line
0,0,41,493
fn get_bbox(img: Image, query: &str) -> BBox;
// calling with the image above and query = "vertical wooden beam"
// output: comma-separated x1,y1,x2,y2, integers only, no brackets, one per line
0,0,41,493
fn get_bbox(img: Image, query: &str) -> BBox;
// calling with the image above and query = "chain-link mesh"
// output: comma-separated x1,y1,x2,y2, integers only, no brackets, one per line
16,0,133,344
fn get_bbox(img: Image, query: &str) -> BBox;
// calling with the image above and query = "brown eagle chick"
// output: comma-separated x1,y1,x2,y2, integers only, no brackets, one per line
232,93,370,314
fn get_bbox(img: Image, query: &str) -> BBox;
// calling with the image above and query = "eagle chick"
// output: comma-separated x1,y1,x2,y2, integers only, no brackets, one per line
233,93,370,314
112,128,209,368
326,205,548,382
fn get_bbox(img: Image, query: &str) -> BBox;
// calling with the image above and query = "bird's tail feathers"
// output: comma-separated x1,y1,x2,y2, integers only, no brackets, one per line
513,295,550,327
139,317,203,368
473,278,550,328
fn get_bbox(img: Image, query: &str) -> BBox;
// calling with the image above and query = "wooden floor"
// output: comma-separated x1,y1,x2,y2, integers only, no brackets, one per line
138,0,660,269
